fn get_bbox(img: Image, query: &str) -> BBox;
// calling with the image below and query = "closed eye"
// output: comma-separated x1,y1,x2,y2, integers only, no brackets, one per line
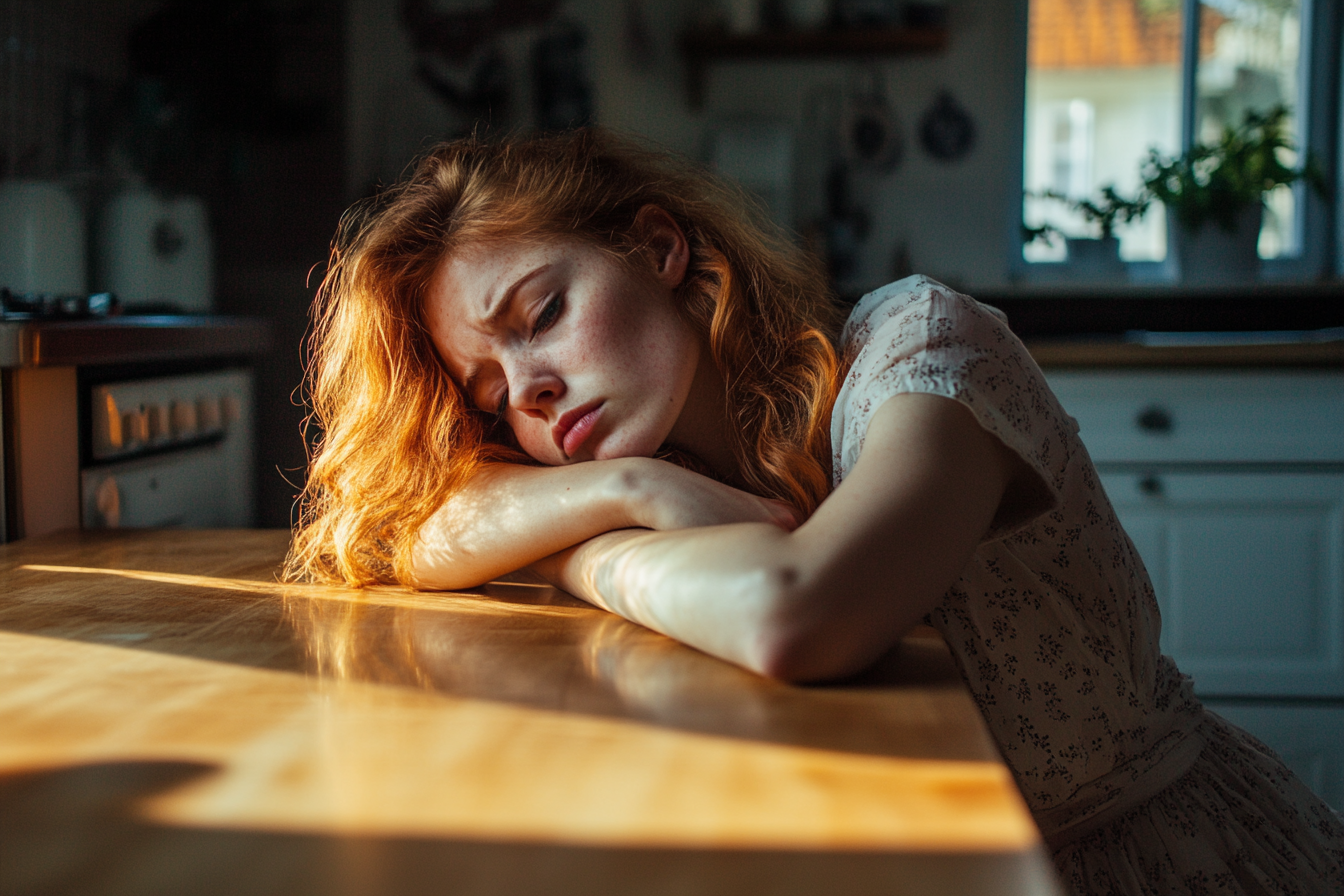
493,389,508,422
531,294,562,339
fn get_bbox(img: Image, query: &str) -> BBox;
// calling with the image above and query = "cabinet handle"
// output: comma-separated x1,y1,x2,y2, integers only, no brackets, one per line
1138,475,1164,497
1136,406,1173,434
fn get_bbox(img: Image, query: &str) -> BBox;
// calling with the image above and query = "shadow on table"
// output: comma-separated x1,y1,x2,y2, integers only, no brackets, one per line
0,760,1046,896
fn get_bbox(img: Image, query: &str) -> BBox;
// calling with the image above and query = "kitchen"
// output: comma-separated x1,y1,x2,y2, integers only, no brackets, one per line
2,0,1343,893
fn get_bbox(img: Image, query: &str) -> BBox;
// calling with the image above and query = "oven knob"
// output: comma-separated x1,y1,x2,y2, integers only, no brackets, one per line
122,409,148,447
197,395,222,432
94,390,123,455
220,392,240,428
146,403,170,442
171,399,198,437
94,476,121,528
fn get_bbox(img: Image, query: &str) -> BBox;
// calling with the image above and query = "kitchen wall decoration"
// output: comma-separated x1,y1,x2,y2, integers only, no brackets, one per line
840,68,903,173
819,160,871,285
402,0,562,133
919,90,976,163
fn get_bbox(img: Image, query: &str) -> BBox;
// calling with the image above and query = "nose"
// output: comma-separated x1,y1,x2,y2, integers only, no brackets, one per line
505,357,564,420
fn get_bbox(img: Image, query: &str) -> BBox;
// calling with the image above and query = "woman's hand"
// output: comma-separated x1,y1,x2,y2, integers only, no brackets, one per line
619,459,799,532
412,456,794,592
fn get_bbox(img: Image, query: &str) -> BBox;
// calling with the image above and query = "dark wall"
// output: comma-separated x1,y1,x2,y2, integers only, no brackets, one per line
128,0,348,528
212,4,345,528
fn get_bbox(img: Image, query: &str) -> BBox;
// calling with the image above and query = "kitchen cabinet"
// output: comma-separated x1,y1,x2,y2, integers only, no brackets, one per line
1044,368,1344,810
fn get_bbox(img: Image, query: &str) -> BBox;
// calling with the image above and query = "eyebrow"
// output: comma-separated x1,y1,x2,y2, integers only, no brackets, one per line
460,262,553,402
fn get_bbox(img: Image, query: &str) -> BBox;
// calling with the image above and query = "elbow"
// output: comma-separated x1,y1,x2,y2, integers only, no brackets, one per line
753,628,866,684
409,543,490,592
752,633,823,684
743,568,873,684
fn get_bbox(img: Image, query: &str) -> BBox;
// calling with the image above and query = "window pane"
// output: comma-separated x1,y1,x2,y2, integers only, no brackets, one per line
1023,0,1185,262
1197,0,1303,258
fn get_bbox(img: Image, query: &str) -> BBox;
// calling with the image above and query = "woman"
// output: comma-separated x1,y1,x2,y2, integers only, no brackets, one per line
289,128,1343,894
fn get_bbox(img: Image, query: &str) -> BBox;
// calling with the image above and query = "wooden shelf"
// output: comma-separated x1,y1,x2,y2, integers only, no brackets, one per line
678,26,949,106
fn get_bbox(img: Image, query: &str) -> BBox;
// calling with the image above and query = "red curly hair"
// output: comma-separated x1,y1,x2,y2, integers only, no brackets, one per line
288,129,843,586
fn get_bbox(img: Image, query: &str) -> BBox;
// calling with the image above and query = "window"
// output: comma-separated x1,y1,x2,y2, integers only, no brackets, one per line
1018,0,1339,279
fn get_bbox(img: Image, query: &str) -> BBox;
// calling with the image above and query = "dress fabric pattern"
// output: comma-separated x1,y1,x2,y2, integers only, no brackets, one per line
832,276,1344,895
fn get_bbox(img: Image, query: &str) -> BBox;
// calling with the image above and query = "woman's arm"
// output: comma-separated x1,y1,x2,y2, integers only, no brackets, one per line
536,392,1035,681
412,456,797,590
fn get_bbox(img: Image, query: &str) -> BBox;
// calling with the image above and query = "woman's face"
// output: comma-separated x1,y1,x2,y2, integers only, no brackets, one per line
424,219,716,467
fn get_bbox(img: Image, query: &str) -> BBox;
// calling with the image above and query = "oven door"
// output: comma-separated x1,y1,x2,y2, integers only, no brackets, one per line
80,368,255,529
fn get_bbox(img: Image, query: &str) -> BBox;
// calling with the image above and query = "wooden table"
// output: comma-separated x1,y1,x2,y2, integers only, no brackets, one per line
0,530,1061,895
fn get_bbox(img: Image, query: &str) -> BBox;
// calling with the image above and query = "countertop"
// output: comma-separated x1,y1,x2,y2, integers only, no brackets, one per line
1024,336,1344,368
0,315,271,367
0,529,1060,896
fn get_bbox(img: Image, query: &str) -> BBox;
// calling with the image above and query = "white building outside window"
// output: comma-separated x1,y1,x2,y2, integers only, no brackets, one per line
1021,0,1319,270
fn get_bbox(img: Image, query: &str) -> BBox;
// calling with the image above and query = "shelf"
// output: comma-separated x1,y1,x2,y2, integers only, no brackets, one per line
678,26,949,107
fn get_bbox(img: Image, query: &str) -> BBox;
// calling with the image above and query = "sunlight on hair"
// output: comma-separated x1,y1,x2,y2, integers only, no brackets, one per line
289,128,843,588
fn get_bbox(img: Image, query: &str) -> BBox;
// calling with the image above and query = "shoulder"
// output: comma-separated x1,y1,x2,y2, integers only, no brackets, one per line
840,275,1009,359
830,276,1073,531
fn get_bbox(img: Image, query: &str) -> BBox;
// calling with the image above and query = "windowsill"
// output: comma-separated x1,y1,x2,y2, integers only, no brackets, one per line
975,280,1344,340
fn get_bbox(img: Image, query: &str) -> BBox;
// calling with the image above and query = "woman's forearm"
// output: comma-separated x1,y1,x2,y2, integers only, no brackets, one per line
536,394,1022,682
412,460,644,589
412,456,798,590
536,524,801,674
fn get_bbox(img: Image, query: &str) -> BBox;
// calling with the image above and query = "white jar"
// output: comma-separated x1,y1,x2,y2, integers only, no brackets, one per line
99,187,214,312
0,179,87,295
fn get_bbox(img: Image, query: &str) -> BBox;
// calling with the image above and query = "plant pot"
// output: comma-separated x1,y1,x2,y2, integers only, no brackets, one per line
1172,205,1262,286
1064,236,1125,284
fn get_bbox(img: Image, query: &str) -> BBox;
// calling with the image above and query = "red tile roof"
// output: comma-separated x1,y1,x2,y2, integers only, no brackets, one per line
1029,0,1224,69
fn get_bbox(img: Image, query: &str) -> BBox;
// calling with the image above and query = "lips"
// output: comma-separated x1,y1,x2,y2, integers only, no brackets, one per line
553,401,603,458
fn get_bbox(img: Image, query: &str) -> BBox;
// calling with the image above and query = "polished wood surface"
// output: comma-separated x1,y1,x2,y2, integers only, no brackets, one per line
0,530,1061,895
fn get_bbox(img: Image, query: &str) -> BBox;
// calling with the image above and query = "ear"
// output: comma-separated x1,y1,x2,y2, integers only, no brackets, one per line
634,205,690,289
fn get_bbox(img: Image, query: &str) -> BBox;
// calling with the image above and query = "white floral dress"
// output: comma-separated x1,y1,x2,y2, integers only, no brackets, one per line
832,276,1344,895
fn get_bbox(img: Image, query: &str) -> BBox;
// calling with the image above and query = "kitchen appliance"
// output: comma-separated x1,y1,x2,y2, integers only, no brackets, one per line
3,355,258,542
97,187,214,313
80,367,254,529
0,179,87,295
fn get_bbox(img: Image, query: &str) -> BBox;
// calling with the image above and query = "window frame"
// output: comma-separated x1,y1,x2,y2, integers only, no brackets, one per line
1006,0,1342,286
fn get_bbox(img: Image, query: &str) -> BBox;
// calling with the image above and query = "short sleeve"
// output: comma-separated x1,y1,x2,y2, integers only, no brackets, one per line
831,276,1078,540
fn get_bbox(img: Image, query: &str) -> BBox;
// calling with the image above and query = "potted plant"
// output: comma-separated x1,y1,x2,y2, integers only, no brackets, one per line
1023,185,1150,281
1142,105,1324,285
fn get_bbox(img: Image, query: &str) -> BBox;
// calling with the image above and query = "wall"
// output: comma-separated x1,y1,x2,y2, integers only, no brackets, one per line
346,0,1029,293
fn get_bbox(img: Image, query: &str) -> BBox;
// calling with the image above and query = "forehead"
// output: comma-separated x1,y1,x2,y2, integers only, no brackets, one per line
433,240,548,311
423,238,567,379
430,239,538,314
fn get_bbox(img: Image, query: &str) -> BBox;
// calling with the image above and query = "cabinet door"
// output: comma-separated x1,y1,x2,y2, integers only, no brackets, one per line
1100,471,1344,698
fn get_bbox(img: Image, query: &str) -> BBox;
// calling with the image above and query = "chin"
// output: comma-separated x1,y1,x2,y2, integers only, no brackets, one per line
592,430,666,463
